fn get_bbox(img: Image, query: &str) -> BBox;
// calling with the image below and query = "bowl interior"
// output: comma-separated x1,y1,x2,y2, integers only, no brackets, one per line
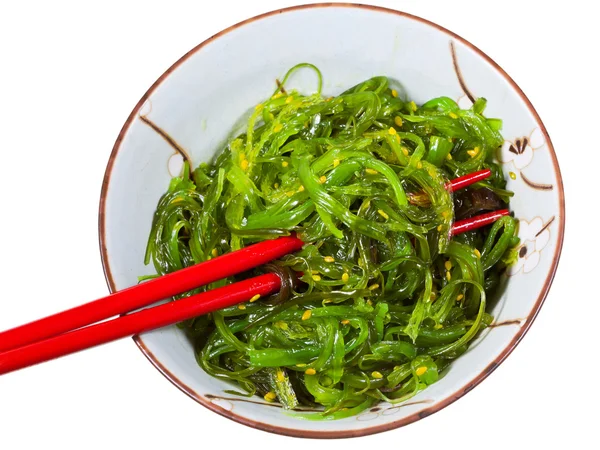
100,4,563,437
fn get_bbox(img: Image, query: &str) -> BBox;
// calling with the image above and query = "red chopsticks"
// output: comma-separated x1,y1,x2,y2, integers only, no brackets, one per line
444,168,510,234
0,273,282,376
0,236,303,354
451,209,510,235
0,169,508,376
0,237,300,375
446,168,491,192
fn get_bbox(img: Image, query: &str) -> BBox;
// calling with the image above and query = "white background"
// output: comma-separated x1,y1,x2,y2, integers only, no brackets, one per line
0,1,596,448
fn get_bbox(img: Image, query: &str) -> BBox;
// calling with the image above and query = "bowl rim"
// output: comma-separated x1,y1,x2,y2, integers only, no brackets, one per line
97,2,565,439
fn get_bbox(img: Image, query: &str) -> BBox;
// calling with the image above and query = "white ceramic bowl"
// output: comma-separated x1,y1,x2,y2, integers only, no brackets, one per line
99,4,564,438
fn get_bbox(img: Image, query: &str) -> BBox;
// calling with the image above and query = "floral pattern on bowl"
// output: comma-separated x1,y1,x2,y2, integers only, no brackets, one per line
508,217,554,275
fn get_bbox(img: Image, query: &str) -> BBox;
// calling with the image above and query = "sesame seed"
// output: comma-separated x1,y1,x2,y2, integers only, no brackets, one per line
367,299,373,306
275,321,288,330
410,101,417,112
255,103,263,111
446,153,453,160
341,319,350,325
369,284,380,291
324,256,335,263
312,274,321,282
365,168,378,175
274,183,279,189
444,261,453,271
282,161,289,168
449,112,458,119
474,249,481,258
371,371,383,379
430,292,437,301
457,294,464,301
333,159,340,168
446,271,452,281
250,294,261,303
272,92,283,99
391,89,398,97
264,391,276,402
285,96,294,104
509,171,517,180
273,123,283,132
442,210,450,218
277,369,285,382
402,147,409,156
394,116,403,127
212,248,219,257
434,324,443,329
238,304,246,310
240,159,249,171
417,161,423,169
388,127,397,135
302,310,312,321
378,209,389,220
467,147,480,158
437,225,443,232
305,368,316,375
415,366,427,376
286,191,294,197
297,185,305,192
319,175,327,184
342,273,349,283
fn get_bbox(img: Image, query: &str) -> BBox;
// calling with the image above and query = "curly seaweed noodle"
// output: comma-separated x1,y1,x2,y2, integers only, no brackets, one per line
143,64,519,419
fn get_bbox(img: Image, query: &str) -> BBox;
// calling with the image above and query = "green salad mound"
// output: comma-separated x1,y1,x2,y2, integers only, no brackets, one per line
144,64,519,419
